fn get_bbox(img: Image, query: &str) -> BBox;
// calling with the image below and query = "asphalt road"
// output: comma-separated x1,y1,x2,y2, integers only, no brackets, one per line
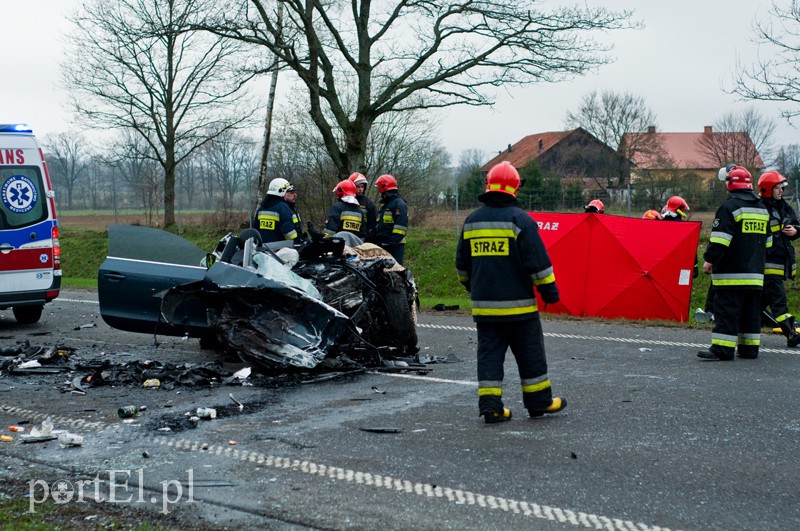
1,290,799,530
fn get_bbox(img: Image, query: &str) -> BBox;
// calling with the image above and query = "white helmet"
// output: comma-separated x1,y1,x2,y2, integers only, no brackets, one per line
267,178,295,197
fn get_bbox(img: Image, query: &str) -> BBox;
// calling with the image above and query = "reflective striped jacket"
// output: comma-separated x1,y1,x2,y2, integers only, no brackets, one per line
456,193,558,322
762,197,800,279
375,190,408,246
324,201,365,238
704,190,769,290
253,197,303,243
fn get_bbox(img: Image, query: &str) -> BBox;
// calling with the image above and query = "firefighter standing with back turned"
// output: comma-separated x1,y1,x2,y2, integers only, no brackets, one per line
374,174,408,265
698,166,769,361
456,161,567,423
757,170,800,347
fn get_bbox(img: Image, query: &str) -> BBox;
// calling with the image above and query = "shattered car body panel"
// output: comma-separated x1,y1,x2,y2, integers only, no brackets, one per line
98,225,419,372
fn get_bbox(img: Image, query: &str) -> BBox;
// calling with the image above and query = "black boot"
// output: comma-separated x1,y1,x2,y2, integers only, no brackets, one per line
783,317,800,348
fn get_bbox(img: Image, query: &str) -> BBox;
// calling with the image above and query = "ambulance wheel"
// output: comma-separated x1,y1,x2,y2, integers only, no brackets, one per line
13,305,43,324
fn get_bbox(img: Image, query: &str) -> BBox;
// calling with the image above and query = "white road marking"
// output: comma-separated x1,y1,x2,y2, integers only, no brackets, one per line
417,323,800,355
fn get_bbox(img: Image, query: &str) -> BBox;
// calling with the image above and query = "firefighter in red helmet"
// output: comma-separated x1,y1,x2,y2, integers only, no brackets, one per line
324,179,366,244
698,165,769,360
661,195,689,221
642,209,662,220
349,172,378,237
456,161,566,423
373,174,408,264
757,170,800,347
584,199,605,214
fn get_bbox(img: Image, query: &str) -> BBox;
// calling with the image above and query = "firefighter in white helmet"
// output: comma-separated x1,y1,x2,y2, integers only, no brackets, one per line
253,178,303,244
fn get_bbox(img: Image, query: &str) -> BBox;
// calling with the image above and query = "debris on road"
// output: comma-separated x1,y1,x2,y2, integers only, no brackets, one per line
359,427,403,434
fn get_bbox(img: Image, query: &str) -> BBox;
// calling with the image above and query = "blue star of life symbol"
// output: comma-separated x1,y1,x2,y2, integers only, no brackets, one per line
2,175,37,214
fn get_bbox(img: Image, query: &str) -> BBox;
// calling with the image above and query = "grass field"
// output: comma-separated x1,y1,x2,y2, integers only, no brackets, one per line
57,210,800,328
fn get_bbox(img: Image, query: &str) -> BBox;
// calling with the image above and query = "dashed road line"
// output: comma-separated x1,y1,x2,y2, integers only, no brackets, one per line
152,435,673,531
417,323,800,355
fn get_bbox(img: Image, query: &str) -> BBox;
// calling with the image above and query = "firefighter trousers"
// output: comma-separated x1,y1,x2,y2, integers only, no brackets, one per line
761,274,792,323
709,288,761,359
476,317,553,415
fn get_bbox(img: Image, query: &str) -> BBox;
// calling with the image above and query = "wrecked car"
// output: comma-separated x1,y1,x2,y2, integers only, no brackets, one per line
98,225,418,371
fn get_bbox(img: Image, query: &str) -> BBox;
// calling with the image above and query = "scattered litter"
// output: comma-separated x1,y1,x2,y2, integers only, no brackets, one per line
74,323,97,330
229,393,244,411
359,427,402,434
638,348,652,352
118,405,146,418
0,435,13,442
232,367,251,380
8,426,25,433
58,432,84,447
142,379,161,388
17,360,41,369
190,480,236,487
142,451,150,458
71,377,88,395
196,407,217,420
433,304,460,311
228,440,237,446
157,427,172,432
371,386,386,394
570,452,578,459
418,354,449,364
411,429,427,433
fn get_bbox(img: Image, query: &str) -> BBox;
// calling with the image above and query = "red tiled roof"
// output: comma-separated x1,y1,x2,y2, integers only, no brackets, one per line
480,130,574,172
622,130,764,170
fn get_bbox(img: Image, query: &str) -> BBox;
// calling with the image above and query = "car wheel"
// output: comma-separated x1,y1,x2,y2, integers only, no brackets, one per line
13,305,43,324
382,273,418,348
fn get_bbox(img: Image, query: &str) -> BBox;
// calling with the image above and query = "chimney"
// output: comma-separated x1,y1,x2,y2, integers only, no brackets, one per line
508,143,512,153
538,139,544,152
647,126,656,134
704,125,713,134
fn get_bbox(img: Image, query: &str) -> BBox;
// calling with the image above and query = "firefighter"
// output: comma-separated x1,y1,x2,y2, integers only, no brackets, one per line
349,172,378,237
757,170,800,347
661,195,689,221
374,174,408,265
324,179,366,244
253,178,303,244
642,209,662,220
698,165,769,361
456,161,567,423
584,199,605,213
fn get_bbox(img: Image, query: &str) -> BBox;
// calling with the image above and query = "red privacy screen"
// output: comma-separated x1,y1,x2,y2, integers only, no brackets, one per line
529,212,701,322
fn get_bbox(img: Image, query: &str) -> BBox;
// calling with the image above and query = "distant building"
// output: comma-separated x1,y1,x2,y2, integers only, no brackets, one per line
480,128,629,198
620,126,765,180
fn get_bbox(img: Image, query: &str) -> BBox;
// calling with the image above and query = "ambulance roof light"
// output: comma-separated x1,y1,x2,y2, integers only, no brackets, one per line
0,124,33,133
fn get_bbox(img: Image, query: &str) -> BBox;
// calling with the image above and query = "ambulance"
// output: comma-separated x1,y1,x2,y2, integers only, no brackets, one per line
0,124,60,323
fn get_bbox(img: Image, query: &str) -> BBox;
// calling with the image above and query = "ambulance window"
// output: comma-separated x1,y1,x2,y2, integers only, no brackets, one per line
0,167,47,230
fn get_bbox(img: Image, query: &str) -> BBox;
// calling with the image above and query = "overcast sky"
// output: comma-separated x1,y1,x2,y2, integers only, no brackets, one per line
3,1,797,164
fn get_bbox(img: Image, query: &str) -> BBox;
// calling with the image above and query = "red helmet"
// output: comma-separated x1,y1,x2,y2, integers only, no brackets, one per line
333,179,356,198
642,209,662,220
662,196,689,219
375,174,398,193
584,199,605,214
348,172,368,186
757,170,788,199
485,161,520,196
726,165,753,191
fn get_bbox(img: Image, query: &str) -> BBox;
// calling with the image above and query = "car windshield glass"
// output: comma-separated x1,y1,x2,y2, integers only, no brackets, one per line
108,224,207,265
0,167,46,230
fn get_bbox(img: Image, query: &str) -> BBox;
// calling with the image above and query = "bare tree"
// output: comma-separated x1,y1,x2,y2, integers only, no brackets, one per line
772,144,800,179
733,1,800,123
202,1,635,179
111,132,164,225
565,90,660,187
696,107,775,170
63,0,255,227
42,132,91,210
203,131,259,218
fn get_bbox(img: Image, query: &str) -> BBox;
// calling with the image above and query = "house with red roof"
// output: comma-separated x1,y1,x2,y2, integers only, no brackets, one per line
620,126,765,180
479,128,629,198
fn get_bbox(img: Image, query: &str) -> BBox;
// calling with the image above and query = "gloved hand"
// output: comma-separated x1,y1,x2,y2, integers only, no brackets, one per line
537,284,559,304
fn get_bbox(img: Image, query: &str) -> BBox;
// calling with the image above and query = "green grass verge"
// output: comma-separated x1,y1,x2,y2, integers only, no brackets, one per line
59,224,791,328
